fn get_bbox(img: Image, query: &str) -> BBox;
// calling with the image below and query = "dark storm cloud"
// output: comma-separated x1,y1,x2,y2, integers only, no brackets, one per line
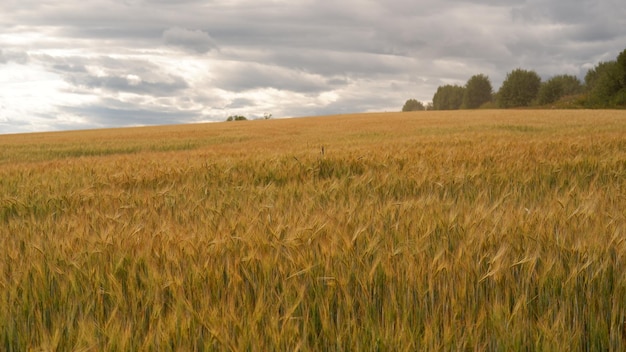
0,0,625,133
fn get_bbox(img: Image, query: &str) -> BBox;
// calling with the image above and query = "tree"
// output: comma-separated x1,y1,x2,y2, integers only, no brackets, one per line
462,74,493,109
585,49,626,107
226,115,247,121
618,49,626,87
432,85,465,110
402,99,425,111
615,49,626,106
585,61,619,107
585,61,617,92
497,69,541,108
536,75,583,105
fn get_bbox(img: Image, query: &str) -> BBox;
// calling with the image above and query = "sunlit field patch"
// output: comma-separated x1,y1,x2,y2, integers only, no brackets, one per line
1,110,625,350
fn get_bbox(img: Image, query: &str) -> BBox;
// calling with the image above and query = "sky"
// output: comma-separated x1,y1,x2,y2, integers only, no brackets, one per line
1,0,625,134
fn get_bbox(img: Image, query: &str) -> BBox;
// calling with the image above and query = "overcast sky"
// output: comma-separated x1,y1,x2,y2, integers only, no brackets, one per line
1,0,625,134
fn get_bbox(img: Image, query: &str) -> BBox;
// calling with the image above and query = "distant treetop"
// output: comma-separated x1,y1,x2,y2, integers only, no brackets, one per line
497,69,541,108
402,99,425,111
226,115,248,122
463,74,493,109
432,85,464,110
414,47,626,110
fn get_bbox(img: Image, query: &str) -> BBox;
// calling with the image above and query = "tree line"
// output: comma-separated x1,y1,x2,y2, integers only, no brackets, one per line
403,48,626,111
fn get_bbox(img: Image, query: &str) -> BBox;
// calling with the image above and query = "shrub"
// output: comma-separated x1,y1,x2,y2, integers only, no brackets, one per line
536,75,583,106
402,99,425,111
226,115,248,121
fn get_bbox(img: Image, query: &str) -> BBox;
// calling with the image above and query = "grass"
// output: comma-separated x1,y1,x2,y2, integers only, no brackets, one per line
1,110,626,350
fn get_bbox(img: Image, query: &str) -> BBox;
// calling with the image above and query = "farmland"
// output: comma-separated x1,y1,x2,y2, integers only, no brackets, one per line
1,110,626,350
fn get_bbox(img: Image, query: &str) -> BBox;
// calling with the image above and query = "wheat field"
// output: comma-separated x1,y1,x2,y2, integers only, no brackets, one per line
1,110,626,350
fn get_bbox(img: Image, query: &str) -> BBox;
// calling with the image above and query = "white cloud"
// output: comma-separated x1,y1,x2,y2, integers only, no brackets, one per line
126,74,142,86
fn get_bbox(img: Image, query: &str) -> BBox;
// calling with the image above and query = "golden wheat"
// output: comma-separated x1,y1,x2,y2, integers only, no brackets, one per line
1,110,625,350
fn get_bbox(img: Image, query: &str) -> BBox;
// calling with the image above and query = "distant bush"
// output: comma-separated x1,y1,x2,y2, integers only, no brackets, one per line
402,99,425,111
226,115,248,121
550,94,588,109
536,75,583,106
478,101,498,109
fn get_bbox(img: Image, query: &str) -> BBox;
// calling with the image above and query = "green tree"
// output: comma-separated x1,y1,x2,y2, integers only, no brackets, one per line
497,69,542,108
585,61,619,107
536,75,583,105
432,85,465,110
462,74,493,109
585,61,617,92
585,49,626,107
402,99,425,111
616,49,626,106
226,115,247,121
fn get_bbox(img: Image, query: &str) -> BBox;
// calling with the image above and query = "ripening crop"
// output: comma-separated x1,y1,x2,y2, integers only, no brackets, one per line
1,110,625,350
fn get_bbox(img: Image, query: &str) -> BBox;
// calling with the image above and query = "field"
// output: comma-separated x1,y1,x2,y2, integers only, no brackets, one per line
1,110,626,350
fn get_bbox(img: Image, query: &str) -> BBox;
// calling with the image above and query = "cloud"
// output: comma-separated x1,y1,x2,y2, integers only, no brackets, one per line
163,27,218,53
62,104,200,127
0,0,625,133
69,73,189,96
37,54,190,96
59,94,205,128
226,98,256,109
214,61,332,93
0,49,29,64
